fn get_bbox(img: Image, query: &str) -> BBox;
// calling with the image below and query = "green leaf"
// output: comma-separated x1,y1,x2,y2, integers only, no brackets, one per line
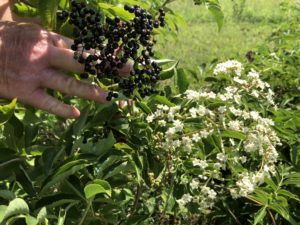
136,101,152,114
221,130,246,140
93,179,111,195
253,207,267,225
206,0,224,31
153,59,175,66
38,0,59,29
37,207,47,223
78,131,116,157
84,182,111,199
13,3,38,17
0,205,7,223
269,203,298,225
41,160,91,192
0,99,16,125
277,189,300,202
72,106,90,136
160,60,179,80
3,198,29,221
0,190,15,201
56,208,66,225
99,3,134,21
104,162,131,179
25,215,38,225
177,68,190,94
148,95,175,107
283,172,300,186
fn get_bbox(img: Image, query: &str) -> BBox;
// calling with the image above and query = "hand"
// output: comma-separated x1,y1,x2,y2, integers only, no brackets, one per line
0,22,132,118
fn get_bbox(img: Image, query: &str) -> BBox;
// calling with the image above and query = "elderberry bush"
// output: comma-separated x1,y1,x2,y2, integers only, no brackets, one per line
57,1,166,101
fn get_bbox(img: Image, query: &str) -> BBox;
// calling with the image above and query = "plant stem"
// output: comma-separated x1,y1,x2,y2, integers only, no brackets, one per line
268,209,277,225
78,199,93,225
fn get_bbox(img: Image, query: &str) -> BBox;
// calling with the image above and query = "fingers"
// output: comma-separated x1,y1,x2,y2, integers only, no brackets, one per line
50,32,73,49
49,45,133,76
41,69,109,103
24,89,80,119
49,46,84,73
118,60,133,76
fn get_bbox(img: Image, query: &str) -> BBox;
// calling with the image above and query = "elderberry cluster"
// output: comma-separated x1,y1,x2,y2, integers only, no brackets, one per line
57,1,166,100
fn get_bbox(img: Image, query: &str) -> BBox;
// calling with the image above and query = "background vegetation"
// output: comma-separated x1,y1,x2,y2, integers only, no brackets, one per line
157,0,299,68
0,0,299,224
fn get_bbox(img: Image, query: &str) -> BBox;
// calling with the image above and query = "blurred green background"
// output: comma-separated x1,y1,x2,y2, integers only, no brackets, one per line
157,0,297,69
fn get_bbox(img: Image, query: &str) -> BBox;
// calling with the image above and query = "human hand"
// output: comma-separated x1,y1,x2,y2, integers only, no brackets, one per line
0,22,132,118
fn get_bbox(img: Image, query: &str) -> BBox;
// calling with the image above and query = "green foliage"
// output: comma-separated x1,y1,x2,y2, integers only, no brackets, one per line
1,0,299,224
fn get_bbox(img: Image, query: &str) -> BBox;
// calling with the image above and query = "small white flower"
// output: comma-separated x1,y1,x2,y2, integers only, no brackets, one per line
189,107,198,118
218,106,227,114
190,179,199,190
146,114,154,123
213,60,243,76
192,159,208,169
167,112,174,122
228,120,241,131
173,120,184,132
158,120,166,127
214,162,222,169
217,153,227,162
162,105,169,111
251,90,259,98
192,133,201,142
247,69,260,79
239,156,247,164
197,105,207,116
182,136,192,146
207,91,217,99
166,127,176,139
201,186,217,200
233,77,247,85
250,111,260,121
185,90,200,100
177,194,193,206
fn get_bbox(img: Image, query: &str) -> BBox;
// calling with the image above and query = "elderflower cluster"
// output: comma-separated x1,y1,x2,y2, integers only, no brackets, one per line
143,60,281,216
213,60,243,76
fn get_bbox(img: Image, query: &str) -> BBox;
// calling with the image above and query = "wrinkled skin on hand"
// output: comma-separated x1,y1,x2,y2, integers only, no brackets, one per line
0,22,132,118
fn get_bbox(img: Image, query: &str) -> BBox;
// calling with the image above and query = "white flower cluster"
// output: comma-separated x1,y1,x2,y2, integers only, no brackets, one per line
143,60,281,215
213,60,243,76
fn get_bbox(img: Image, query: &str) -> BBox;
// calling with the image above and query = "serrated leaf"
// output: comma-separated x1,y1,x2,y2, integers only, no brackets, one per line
3,198,29,220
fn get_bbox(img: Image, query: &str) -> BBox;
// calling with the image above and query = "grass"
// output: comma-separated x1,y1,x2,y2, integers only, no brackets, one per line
156,0,290,69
